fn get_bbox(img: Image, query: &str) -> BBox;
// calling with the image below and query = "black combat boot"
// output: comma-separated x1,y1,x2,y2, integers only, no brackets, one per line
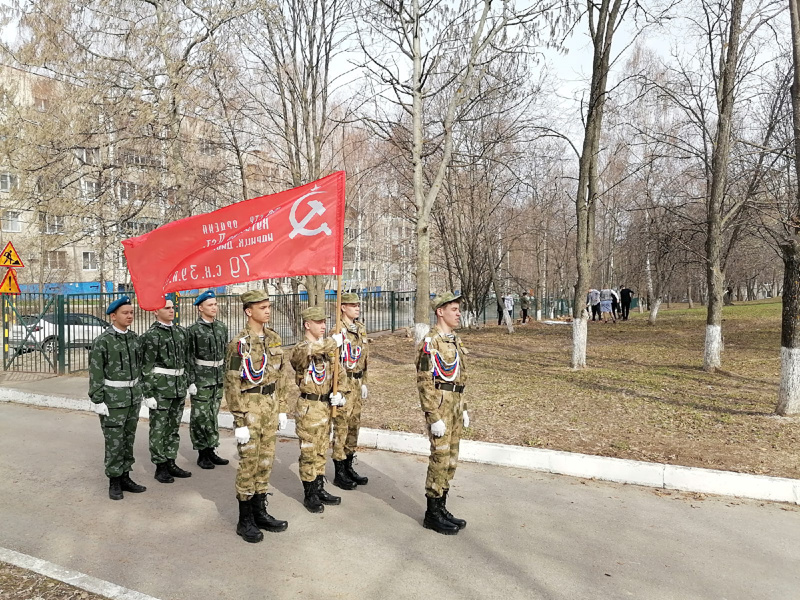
345,453,369,485
166,459,192,478
333,460,357,490
236,499,264,543
251,493,288,532
302,480,324,513
197,448,215,470
315,475,341,505
207,448,229,466
108,476,123,500
440,490,467,530
423,496,459,535
154,462,174,484
120,472,146,493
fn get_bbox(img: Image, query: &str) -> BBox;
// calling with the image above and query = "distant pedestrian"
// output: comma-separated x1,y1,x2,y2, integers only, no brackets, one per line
599,286,616,323
611,288,621,320
520,292,531,323
587,288,601,321
620,286,634,320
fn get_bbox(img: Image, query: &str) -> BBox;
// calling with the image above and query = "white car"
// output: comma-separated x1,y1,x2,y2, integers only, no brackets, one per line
10,312,110,353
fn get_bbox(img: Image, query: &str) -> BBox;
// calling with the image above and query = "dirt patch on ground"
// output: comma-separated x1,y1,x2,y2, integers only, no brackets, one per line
361,300,800,480
0,561,109,600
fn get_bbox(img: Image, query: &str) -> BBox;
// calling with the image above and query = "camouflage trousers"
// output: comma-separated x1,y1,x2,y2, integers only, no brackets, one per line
331,386,362,461
190,384,222,450
99,402,141,478
425,390,464,499
149,396,185,464
234,393,278,501
295,397,332,482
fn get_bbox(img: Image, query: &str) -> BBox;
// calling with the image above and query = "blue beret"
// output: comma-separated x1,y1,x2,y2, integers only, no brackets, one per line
194,290,216,306
106,296,132,315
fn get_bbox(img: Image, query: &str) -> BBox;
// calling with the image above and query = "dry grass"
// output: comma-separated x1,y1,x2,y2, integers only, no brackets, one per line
0,561,107,600
363,299,800,479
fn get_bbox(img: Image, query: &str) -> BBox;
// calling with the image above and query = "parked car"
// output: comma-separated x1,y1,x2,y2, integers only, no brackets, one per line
10,312,110,353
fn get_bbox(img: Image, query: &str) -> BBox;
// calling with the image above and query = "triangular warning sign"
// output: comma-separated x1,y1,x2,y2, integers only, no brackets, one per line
0,241,23,268
0,268,20,294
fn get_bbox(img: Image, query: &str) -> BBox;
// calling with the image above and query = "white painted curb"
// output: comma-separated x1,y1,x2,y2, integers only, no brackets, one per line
2,387,799,505
0,547,161,600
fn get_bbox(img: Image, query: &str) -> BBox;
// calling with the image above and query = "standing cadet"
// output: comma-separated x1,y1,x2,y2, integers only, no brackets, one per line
88,296,148,500
290,306,346,513
186,290,229,469
141,297,193,484
416,292,470,535
225,290,290,543
331,292,369,490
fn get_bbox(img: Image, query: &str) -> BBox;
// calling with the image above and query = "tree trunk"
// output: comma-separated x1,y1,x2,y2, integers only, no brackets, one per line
537,230,547,321
648,298,662,325
687,282,694,309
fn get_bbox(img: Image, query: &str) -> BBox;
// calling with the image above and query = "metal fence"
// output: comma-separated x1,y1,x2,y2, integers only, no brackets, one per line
1,290,568,374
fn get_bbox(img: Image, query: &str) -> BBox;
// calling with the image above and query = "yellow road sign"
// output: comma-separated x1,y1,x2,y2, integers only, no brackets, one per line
0,241,24,268
0,268,21,294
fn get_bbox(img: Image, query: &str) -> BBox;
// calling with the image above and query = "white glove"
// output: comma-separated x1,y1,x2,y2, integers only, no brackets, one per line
143,397,157,410
234,426,250,445
361,384,368,400
187,383,198,395
430,419,446,437
90,401,109,416
331,333,344,347
463,410,470,428
278,413,288,430
329,392,345,407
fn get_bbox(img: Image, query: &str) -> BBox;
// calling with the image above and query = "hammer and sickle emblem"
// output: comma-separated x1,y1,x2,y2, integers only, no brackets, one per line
289,185,332,239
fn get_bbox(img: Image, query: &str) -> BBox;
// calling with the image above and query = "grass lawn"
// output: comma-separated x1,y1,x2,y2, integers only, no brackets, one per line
362,299,800,480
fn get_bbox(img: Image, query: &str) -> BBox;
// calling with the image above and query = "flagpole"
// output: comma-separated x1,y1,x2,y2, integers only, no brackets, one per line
331,273,343,418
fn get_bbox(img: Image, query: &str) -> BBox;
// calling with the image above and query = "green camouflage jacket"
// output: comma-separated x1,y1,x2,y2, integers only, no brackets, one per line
415,325,468,424
88,327,144,409
290,337,348,396
224,325,290,414
186,318,228,389
141,321,190,400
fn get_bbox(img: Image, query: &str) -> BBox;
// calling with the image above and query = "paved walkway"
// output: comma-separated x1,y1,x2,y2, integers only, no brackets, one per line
1,402,799,600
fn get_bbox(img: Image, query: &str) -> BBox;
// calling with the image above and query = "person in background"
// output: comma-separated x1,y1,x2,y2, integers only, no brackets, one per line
520,291,531,323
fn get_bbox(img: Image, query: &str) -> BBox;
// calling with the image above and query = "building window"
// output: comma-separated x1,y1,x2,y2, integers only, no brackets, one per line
82,179,100,199
77,148,100,165
1,210,22,233
46,250,67,270
82,216,99,236
118,219,158,237
0,173,18,192
82,251,98,271
119,181,139,201
39,213,65,234
199,138,217,156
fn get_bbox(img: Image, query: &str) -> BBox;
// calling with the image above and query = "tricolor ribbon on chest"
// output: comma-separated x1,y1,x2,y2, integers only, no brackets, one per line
423,336,460,382
341,338,362,369
238,338,267,384
306,358,327,384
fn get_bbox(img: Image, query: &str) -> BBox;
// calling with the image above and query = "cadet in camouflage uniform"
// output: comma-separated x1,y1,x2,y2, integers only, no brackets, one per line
88,296,148,500
141,297,193,484
290,306,346,513
186,290,229,469
331,292,370,490
416,292,470,535
225,290,290,543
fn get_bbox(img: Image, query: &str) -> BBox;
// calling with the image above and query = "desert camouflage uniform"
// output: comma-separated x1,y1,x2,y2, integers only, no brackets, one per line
88,327,144,478
225,326,289,501
331,319,368,460
141,322,190,465
186,318,227,451
416,325,468,499
290,337,348,482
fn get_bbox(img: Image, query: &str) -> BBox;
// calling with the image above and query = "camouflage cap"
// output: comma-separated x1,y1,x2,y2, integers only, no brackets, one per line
241,289,269,305
301,306,326,322
430,291,462,312
340,292,360,304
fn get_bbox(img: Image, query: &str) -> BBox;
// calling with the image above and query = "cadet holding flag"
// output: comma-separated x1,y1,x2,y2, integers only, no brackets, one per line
88,296,148,500
290,306,346,513
331,292,370,490
416,292,470,535
186,290,229,470
225,290,290,543
140,297,193,484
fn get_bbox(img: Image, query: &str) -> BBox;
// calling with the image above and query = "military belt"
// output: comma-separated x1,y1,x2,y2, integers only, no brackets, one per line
300,392,330,402
435,382,465,393
245,382,276,396
195,359,224,367
346,370,364,379
104,377,139,388
152,367,185,376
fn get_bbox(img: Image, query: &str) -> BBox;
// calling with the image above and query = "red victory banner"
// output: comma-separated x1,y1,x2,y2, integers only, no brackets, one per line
122,171,346,310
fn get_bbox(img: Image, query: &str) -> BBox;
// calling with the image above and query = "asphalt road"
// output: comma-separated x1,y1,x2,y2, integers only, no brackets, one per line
1,401,798,600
